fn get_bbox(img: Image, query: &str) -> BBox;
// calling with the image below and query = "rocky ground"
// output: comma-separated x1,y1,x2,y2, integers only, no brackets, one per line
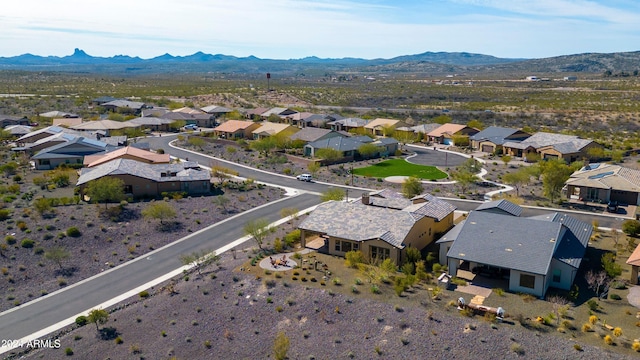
14,251,635,360
0,185,283,313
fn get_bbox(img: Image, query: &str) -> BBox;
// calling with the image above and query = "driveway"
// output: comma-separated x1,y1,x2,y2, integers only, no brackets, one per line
406,146,468,167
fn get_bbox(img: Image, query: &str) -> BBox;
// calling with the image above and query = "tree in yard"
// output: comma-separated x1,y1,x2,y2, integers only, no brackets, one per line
142,201,177,225
394,131,418,150
0,161,18,177
501,155,512,166
433,115,451,125
212,195,230,213
587,146,605,161
34,198,54,218
357,142,379,159
401,176,423,199
601,252,622,278
450,169,478,194
84,177,125,209
179,249,219,278
243,218,271,251
622,219,640,236
451,135,469,147
467,119,484,130
249,137,277,156
320,187,345,202
314,148,342,164
502,169,530,197
273,331,290,360
44,246,70,270
280,207,299,220
546,295,571,325
87,308,109,333
307,161,321,176
405,246,421,264
585,270,611,300
187,136,206,150
540,159,573,203
210,163,239,185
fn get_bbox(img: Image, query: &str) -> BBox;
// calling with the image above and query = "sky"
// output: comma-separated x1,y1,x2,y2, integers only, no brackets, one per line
2,0,639,60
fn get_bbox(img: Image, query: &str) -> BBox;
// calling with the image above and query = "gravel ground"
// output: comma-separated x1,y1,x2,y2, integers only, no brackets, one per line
15,252,635,360
0,186,283,313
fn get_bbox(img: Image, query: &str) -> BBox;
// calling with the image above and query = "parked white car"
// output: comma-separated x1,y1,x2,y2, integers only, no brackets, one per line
296,174,312,182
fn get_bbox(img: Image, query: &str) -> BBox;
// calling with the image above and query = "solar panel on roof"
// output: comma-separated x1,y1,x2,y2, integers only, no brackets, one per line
588,171,614,179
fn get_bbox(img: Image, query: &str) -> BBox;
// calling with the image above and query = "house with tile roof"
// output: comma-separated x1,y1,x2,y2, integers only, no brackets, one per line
100,100,147,114
469,126,531,153
52,118,84,128
3,125,33,136
251,122,298,139
200,105,232,115
327,117,369,132
427,123,480,145
260,107,298,119
31,136,115,170
364,118,407,136
288,127,345,144
395,123,442,139
564,163,640,205
124,117,176,132
0,115,30,128
161,111,215,128
214,120,261,139
299,189,456,264
437,201,591,297
502,132,602,163
39,111,80,118
83,146,170,168
76,159,211,198
245,107,270,120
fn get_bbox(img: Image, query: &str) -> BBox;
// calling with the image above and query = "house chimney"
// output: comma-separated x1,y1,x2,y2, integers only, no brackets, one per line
361,193,370,205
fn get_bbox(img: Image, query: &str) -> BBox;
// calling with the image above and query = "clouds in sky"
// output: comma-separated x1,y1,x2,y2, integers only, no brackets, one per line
2,0,639,59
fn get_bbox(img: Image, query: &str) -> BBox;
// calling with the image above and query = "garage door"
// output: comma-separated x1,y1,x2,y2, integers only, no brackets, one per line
481,144,494,153
610,190,638,205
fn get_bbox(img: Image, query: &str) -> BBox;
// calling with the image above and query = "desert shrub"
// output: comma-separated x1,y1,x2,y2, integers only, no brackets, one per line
5,235,17,245
139,290,150,298
581,323,593,332
21,239,35,248
66,227,81,237
493,288,505,296
65,347,73,356
587,299,599,311
613,327,623,337
610,293,622,300
115,336,123,344
345,250,366,268
632,341,640,352
604,335,614,345
622,220,640,236
75,316,88,326
510,343,524,355
0,209,11,220
284,229,300,247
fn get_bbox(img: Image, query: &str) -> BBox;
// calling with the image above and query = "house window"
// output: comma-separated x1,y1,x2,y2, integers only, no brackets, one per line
335,241,341,252
353,243,359,250
587,188,598,200
519,274,535,289
552,269,561,283
371,246,390,260
335,241,353,253
124,185,133,194
341,241,352,253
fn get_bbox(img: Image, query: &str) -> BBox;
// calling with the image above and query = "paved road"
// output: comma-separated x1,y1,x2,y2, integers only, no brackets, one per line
0,193,320,352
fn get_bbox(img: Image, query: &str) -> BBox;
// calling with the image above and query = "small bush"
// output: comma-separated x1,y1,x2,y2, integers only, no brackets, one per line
139,290,150,298
587,299,598,311
609,293,622,300
21,239,35,248
115,336,123,344
510,343,524,355
613,327,623,337
5,235,17,245
632,341,640,352
573,344,583,352
604,335,614,345
65,347,74,356
75,316,88,327
66,227,81,237
582,323,592,332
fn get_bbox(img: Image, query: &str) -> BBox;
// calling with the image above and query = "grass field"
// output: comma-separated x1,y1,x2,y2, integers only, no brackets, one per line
352,159,448,180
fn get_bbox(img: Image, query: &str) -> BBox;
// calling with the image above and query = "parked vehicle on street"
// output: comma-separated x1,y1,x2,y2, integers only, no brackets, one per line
296,174,313,182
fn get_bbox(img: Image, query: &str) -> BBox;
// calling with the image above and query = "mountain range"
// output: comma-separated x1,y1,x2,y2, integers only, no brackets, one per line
1,48,638,75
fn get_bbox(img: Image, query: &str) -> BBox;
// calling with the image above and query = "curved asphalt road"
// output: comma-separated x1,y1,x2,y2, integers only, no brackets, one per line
0,134,627,354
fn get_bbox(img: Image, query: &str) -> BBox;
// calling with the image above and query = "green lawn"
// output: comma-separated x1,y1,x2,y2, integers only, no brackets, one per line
352,159,447,180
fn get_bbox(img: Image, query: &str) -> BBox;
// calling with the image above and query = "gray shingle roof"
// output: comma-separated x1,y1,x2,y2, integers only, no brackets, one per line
289,128,340,142
503,132,593,153
306,136,366,152
31,136,112,159
475,199,523,216
469,126,528,145
447,211,563,275
405,194,457,222
526,212,591,269
299,201,417,248
76,158,210,186
327,117,369,127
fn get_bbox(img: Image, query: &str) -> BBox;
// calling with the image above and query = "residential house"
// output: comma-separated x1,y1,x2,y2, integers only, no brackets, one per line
260,107,297,119
328,117,369,133
437,201,591,298
70,120,138,136
395,123,441,141
14,126,79,147
502,132,602,162
304,135,372,159
3,125,33,136
299,190,456,264
0,115,30,128
31,136,115,170
83,146,170,168
125,117,176,132
13,132,78,155
427,123,479,145
245,107,269,121
371,137,399,156
469,126,531,153
39,111,79,118
100,99,147,114
201,105,232,116
52,118,84,128
288,128,345,144
91,96,118,106
626,244,640,284
364,118,406,136
251,122,298,139
161,110,215,128
564,163,640,205
283,112,314,128
214,120,261,139
76,159,211,198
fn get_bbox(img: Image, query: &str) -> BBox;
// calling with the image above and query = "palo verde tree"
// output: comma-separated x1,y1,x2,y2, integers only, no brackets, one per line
179,249,219,278
44,246,70,270
84,177,125,209
142,201,177,225
87,308,109,333
401,176,423,199
357,142,379,159
314,148,342,164
243,218,271,251
320,187,345,202
540,159,574,203
502,168,530,197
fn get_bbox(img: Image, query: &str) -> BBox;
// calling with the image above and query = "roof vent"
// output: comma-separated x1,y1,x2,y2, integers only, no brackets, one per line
505,248,512,252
